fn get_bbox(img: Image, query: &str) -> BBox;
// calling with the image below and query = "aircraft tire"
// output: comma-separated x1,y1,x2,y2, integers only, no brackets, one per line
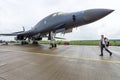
54,44,57,48
21,41,28,45
32,41,38,45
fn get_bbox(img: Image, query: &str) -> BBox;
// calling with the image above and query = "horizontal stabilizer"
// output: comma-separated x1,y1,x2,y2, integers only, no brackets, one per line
0,26,25,36
12,31,24,34
0,31,24,36
0,33,18,36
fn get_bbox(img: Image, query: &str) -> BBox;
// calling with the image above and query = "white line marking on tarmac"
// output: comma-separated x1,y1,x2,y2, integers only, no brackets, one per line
0,63,7,67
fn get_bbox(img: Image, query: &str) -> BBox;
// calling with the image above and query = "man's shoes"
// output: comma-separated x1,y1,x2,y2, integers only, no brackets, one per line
110,53,112,56
99,54,103,56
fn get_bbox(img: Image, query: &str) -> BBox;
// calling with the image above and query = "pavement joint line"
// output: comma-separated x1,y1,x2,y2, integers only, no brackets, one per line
1,49,120,64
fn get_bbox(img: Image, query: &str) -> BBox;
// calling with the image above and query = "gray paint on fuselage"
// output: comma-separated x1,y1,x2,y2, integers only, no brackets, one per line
17,9,114,38
23,11,85,36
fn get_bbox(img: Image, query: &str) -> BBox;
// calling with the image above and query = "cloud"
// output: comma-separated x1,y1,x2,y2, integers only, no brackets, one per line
0,0,120,40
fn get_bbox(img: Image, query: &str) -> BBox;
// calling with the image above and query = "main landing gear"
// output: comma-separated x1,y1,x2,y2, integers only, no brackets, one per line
49,43,57,49
32,41,38,45
21,40,38,45
21,40,28,45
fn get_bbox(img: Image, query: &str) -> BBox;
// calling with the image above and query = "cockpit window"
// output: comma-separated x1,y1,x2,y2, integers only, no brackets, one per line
52,12,63,17
52,13,57,17
57,12,63,15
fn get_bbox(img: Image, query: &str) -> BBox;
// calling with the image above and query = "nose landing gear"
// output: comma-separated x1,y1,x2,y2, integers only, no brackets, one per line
48,32,57,49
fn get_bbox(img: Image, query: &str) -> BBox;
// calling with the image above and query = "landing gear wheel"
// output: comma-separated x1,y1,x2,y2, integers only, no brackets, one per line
21,41,28,45
32,41,38,45
54,44,57,48
48,31,57,49
49,43,57,49
49,43,53,49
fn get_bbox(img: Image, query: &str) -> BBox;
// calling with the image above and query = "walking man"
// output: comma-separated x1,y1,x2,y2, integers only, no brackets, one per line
100,35,112,56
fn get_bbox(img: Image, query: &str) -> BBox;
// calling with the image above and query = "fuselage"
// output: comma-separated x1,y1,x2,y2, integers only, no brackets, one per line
17,9,114,40
22,11,85,36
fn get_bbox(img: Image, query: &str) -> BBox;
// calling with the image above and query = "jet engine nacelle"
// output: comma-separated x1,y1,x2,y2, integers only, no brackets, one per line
15,36,24,40
33,37,42,40
32,33,42,40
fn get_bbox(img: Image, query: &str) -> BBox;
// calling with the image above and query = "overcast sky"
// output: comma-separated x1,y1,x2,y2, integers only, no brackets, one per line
0,0,120,41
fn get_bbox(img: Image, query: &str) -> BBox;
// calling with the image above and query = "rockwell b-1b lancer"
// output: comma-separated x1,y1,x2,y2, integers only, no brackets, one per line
0,9,114,48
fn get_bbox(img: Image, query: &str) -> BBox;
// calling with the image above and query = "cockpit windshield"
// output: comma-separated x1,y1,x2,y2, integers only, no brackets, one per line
52,12,63,17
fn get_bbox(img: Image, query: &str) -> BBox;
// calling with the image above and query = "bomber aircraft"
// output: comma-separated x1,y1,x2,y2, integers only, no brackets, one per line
0,9,114,48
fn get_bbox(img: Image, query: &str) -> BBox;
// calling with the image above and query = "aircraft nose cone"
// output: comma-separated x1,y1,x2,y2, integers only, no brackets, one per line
83,9,114,23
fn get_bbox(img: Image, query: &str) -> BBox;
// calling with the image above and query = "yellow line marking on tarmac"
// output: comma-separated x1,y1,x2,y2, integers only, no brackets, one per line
1,49,120,64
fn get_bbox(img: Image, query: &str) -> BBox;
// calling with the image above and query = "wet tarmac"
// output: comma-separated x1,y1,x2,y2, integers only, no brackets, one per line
0,44,120,80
